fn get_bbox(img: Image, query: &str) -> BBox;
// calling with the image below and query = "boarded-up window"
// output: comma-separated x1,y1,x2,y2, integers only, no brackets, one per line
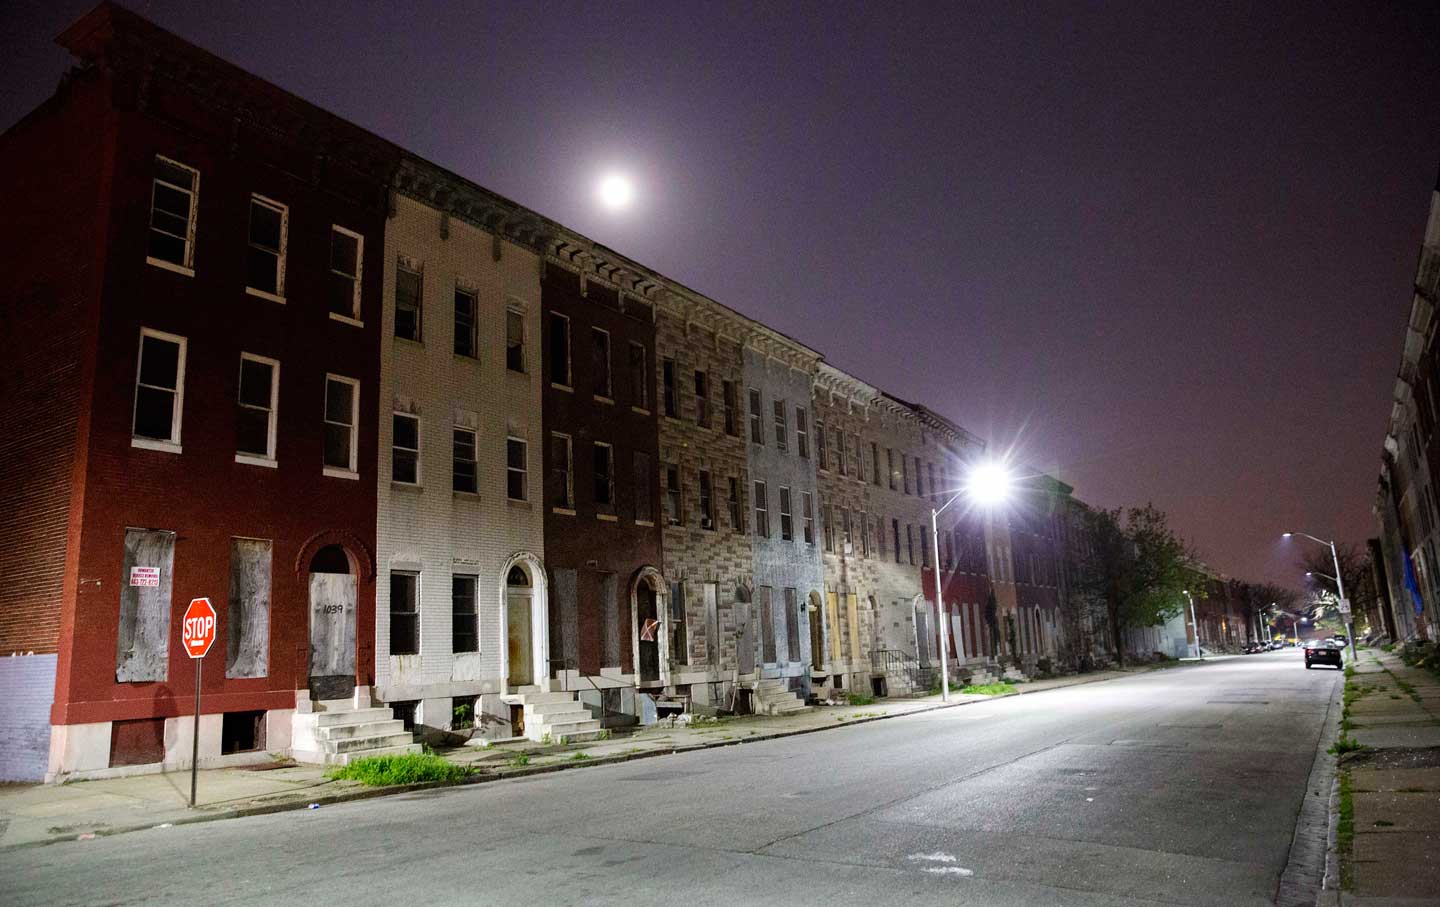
116,529,175,682
227,539,271,679
784,588,801,663
670,582,688,665
759,585,776,664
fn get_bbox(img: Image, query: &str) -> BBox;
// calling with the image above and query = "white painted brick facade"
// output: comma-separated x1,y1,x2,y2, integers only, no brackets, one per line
0,653,56,781
375,194,545,731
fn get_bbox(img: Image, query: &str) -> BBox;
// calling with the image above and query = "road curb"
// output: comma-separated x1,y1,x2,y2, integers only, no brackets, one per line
4,662,1178,851
1275,660,1344,907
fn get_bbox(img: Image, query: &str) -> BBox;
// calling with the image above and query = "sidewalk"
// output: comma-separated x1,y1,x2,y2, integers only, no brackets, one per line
0,662,1173,851
1329,647,1440,905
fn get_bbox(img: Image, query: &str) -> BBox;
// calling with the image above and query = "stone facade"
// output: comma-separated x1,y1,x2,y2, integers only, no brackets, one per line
374,180,546,741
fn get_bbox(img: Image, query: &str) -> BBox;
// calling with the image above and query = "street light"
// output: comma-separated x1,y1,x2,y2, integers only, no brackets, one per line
1184,589,1202,659
929,461,1013,702
1282,531,1356,660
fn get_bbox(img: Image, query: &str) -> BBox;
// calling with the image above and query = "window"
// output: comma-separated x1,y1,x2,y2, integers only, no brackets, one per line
592,327,611,399
823,504,835,552
888,448,898,490
634,452,653,523
779,487,793,541
117,528,176,682
914,457,924,497
694,371,710,427
323,375,359,475
453,428,478,494
506,309,526,372
236,353,278,462
921,532,930,569
551,433,573,509
394,263,423,341
666,464,683,525
133,329,186,448
753,480,769,537
749,389,764,444
389,572,419,656
246,195,286,299
148,156,197,271
593,442,614,510
506,437,527,501
699,470,714,529
548,312,571,387
928,463,938,502
722,381,739,435
859,511,870,557
454,287,478,358
816,421,828,470
452,575,478,654
328,226,363,321
226,538,271,679
629,342,648,410
907,524,916,565
391,414,420,484
784,588,801,664
662,358,678,417
836,429,847,475
893,519,902,563
872,442,881,485
727,477,743,533
841,508,853,550
773,399,788,451
802,492,815,544
902,455,911,494
796,407,809,459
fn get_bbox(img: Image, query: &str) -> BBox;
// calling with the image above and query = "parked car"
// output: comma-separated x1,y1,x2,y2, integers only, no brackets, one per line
1304,640,1343,670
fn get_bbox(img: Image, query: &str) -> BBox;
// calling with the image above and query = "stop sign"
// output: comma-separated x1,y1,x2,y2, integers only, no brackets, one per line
182,597,217,659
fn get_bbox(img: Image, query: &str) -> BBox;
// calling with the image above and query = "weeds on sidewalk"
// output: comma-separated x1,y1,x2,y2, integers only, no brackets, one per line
962,683,1017,696
1337,771,1354,890
1329,736,1368,756
846,693,876,706
507,753,531,767
327,753,473,787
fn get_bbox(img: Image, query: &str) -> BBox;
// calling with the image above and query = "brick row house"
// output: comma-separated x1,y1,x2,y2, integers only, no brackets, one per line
2,4,1224,780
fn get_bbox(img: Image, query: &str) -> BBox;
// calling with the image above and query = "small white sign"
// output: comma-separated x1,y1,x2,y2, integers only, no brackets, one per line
129,566,160,588
1338,598,1352,615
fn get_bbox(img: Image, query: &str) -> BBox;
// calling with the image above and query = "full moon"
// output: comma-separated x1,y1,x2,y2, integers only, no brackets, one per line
596,172,635,210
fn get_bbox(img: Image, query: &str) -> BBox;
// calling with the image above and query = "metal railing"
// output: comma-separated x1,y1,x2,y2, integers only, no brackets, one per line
869,647,934,691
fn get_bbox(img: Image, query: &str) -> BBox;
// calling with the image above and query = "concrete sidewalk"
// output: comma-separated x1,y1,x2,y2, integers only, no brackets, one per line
1329,647,1440,905
0,662,1177,851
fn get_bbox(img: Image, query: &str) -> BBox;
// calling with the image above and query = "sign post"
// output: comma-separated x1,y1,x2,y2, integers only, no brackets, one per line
182,597,217,808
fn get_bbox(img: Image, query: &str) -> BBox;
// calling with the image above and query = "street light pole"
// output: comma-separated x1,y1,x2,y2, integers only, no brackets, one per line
930,491,965,703
1285,531,1357,661
1185,589,1202,660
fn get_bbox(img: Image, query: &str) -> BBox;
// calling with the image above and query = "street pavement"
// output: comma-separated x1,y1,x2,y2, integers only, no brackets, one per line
0,651,1340,906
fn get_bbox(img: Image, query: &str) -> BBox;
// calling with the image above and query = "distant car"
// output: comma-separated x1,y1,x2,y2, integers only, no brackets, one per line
1304,641,1343,670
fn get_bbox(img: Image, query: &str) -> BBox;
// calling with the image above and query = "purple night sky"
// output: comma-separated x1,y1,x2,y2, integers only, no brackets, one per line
3,1,1437,591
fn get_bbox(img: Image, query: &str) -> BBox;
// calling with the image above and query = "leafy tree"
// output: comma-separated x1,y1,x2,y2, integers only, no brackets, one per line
1072,503,1193,665
1296,543,1376,631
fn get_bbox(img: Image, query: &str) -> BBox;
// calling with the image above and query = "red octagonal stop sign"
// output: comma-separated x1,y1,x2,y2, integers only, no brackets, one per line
182,597,217,659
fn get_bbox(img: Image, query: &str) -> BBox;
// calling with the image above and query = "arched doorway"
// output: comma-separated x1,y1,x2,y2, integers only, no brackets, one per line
808,590,825,672
629,567,667,686
308,545,356,700
499,553,547,691
736,584,755,676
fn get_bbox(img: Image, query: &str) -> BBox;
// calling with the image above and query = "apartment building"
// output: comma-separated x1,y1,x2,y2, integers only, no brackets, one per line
371,159,547,741
0,4,399,779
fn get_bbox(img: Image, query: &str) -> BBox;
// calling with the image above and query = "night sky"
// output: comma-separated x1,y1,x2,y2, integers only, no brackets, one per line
4,2,1437,591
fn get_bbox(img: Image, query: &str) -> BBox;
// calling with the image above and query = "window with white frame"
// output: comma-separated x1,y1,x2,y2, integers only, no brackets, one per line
816,421,828,470
323,375,359,475
551,432,573,509
454,287,478,358
796,406,809,459
133,328,186,449
753,480,769,537
593,442,614,511
246,195,286,299
727,476,743,533
699,469,714,529
802,492,815,545
749,388,763,444
506,308,526,372
329,226,363,321
394,261,422,342
506,437,528,501
148,156,197,272
236,353,278,462
389,571,419,656
453,427,477,494
773,399,788,452
392,414,419,484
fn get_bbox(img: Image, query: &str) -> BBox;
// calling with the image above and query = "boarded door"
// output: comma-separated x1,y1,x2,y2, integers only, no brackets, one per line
809,593,825,670
117,529,175,682
507,590,533,685
759,586,775,664
826,591,842,669
846,592,861,664
308,572,356,699
737,600,755,675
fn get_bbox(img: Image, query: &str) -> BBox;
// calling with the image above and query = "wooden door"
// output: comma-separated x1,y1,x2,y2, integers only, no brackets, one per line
507,591,533,686
309,572,356,700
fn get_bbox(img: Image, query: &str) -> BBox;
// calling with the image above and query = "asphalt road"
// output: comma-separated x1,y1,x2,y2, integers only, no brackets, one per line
1,650,1341,906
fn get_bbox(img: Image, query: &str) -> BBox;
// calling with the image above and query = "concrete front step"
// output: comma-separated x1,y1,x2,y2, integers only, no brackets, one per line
514,691,575,705
325,733,417,754
318,720,407,740
528,700,589,719
313,707,395,727
328,743,423,765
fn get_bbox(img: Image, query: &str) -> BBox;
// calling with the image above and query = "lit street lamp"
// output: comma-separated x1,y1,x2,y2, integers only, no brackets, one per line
1283,531,1356,660
928,461,1012,702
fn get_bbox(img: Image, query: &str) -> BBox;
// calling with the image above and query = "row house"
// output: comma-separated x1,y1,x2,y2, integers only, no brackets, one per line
1375,169,1440,644
369,159,548,742
0,3,400,780
1003,471,1073,671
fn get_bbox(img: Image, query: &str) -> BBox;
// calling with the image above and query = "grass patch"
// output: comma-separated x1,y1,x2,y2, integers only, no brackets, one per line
1338,772,1355,890
961,683,1017,696
507,753,531,767
846,692,876,706
569,752,590,762
326,753,472,787
1329,736,1368,756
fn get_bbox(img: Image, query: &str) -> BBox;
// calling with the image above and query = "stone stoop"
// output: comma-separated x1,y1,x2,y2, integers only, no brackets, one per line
513,690,605,743
291,701,422,766
754,678,808,716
